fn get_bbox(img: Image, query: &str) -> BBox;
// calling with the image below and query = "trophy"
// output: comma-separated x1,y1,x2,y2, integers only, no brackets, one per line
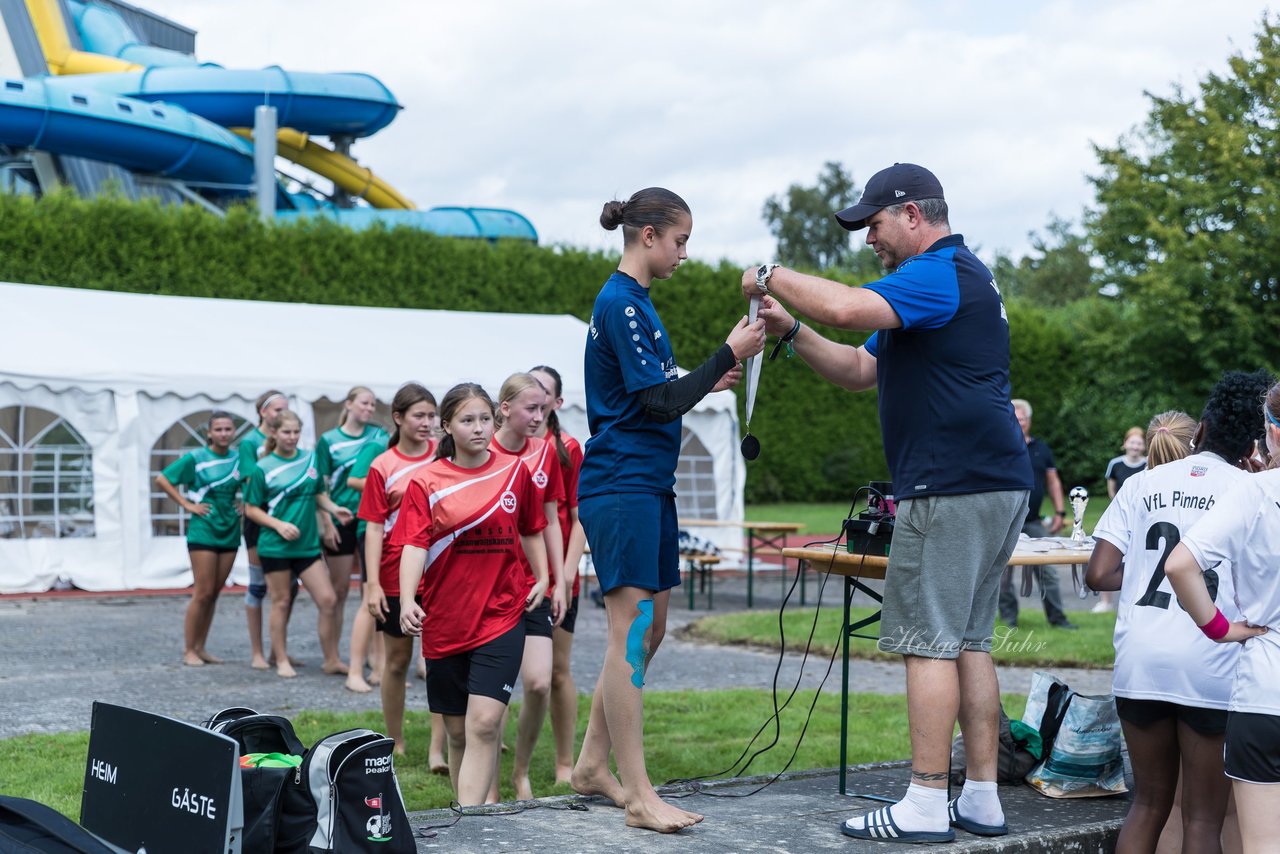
1068,486,1089,544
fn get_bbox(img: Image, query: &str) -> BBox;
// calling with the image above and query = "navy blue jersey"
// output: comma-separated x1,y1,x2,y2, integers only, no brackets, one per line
579,271,681,498
1025,437,1056,521
862,234,1032,499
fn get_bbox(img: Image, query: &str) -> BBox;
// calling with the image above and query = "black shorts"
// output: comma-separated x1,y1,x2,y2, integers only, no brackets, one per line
356,533,367,581
557,595,579,634
323,519,359,557
426,621,525,716
243,517,261,550
187,543,238,555
260,554,322,576
375,594,421,639
1115,697,1229,736
523,598,554,639
1225,711,1280,783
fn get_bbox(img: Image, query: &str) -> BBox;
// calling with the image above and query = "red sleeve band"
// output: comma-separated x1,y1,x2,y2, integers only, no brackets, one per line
1200,608,1231,641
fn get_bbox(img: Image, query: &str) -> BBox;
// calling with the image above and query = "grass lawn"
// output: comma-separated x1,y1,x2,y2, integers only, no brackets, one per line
746,498,1114,538
684,607,1117,669
0,689,1028,820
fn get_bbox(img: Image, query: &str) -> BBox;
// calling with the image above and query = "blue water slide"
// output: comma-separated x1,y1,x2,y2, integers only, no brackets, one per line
67,67,401,137
66,1,399,137
275,207,539,241
0,76,253,183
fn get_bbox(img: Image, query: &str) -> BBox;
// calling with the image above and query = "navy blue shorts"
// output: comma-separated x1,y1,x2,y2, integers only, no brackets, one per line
579,492,679,594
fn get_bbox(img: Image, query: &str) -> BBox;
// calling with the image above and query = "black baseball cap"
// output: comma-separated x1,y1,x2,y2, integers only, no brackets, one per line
834,163,945,231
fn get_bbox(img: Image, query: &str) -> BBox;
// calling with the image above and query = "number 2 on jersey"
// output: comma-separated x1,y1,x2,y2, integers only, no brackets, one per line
1135,521,1218,610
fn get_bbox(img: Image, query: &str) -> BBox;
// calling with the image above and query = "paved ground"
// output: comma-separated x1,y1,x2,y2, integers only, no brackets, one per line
0,565,1125,852
0,564,1111,738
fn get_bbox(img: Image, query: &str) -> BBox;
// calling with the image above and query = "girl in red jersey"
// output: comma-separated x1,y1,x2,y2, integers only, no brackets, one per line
397,383,550,806
355,383,439,756
530,364,587,784
491,372,567,801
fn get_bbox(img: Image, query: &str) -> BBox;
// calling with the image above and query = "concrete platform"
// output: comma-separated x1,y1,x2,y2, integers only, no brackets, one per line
409,763,1129,853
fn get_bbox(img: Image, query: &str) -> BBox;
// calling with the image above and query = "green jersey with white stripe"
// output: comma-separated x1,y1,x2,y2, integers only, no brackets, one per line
161,447,241,549
243,450,325,558
348,439,386,539
317,424,388,513
238,427,269,481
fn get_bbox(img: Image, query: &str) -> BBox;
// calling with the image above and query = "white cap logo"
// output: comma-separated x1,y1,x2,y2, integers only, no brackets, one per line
894,189,906,198
500,491,517,512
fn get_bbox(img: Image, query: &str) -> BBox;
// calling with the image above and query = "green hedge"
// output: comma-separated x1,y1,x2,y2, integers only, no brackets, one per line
1,192,1097,501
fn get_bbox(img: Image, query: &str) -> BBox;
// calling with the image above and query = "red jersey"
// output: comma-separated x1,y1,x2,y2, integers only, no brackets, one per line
391,452,546,658
490,434,565,585
356,443,435,596
554,432,584,596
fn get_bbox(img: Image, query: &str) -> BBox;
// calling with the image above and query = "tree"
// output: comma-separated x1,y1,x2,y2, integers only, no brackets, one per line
1086,16,1280,394
998,217,1097,308
762,161,881,277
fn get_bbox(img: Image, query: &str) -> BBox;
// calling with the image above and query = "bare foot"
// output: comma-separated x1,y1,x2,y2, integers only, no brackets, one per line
512,773,533,801
570,765,626,808
197,650,224,664
345,674,373,693
268,653,305,667
394,740,407,757
368,669,383,686
624,796,703,833
555,764,574,786
251,655,270,670
183,652,205,667
429,757,449,776
276,664,298,679
322,660,350,676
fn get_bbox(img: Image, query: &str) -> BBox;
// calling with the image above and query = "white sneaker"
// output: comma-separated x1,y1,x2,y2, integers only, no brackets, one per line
1090,601,1113,613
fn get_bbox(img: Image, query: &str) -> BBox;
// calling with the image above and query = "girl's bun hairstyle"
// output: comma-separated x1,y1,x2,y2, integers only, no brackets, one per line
600,188,690,244
600,199,627,230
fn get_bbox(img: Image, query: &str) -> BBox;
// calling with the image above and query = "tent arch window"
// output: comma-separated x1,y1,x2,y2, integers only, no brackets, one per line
150,410,252,538
0,406,95,539
675,427,716,520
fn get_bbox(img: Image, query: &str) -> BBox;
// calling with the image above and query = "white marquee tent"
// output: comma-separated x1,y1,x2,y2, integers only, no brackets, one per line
0,282,746,593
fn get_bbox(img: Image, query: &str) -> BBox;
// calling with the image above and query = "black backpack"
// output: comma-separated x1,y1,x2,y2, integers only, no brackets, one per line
277,728,415,853
203,706,307,853
0,796,115,853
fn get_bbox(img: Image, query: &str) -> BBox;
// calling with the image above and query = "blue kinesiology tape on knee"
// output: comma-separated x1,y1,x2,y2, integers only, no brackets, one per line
625,599,654,688
245,564,266,607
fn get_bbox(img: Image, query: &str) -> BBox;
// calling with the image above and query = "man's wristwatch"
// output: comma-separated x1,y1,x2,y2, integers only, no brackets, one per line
755,263,781,295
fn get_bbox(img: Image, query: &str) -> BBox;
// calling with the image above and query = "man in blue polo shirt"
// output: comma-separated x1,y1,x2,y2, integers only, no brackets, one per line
742,163,1032,844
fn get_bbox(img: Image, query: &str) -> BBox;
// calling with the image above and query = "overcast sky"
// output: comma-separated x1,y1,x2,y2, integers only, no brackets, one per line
153,0,1269,267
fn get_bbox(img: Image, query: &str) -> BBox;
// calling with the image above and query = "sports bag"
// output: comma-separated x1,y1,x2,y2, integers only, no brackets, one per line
1021,671,1128,798
949,705,1038,785
203,707,306,852
277,728,414,853
0,796,115,853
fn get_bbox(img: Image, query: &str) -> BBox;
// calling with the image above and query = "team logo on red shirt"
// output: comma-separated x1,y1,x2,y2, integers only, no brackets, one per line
533,470,548,489
501,490,518,512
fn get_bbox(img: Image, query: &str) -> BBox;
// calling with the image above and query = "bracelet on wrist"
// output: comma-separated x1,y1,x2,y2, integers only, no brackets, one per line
1199,608,1231,640
769,320,802,361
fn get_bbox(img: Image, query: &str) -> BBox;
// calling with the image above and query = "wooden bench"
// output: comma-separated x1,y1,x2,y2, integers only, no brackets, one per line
684,552,722,610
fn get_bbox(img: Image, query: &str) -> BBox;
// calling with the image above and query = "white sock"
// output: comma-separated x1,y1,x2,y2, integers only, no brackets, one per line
957,779,1003,826
846,783,948,833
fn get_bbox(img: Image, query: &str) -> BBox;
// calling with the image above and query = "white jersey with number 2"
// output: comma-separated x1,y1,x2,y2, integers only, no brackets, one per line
1183,468,1280,715
1092,452,1246,709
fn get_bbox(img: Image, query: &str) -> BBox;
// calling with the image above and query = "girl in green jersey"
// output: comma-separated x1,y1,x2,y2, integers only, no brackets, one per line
156,411,241,667
242,389,288,670
317,386,389,680
244,409,351,679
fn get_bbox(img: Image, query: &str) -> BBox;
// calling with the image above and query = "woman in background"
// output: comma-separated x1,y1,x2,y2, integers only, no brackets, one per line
155,411,241,666
240,389,288,669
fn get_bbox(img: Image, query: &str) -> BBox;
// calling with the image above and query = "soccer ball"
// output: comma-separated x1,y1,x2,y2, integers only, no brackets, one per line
1069,486,1088,502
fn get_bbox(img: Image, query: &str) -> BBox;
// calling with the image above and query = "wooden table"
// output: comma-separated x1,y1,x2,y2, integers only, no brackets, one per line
781,540,1095,795
680,518,804,607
